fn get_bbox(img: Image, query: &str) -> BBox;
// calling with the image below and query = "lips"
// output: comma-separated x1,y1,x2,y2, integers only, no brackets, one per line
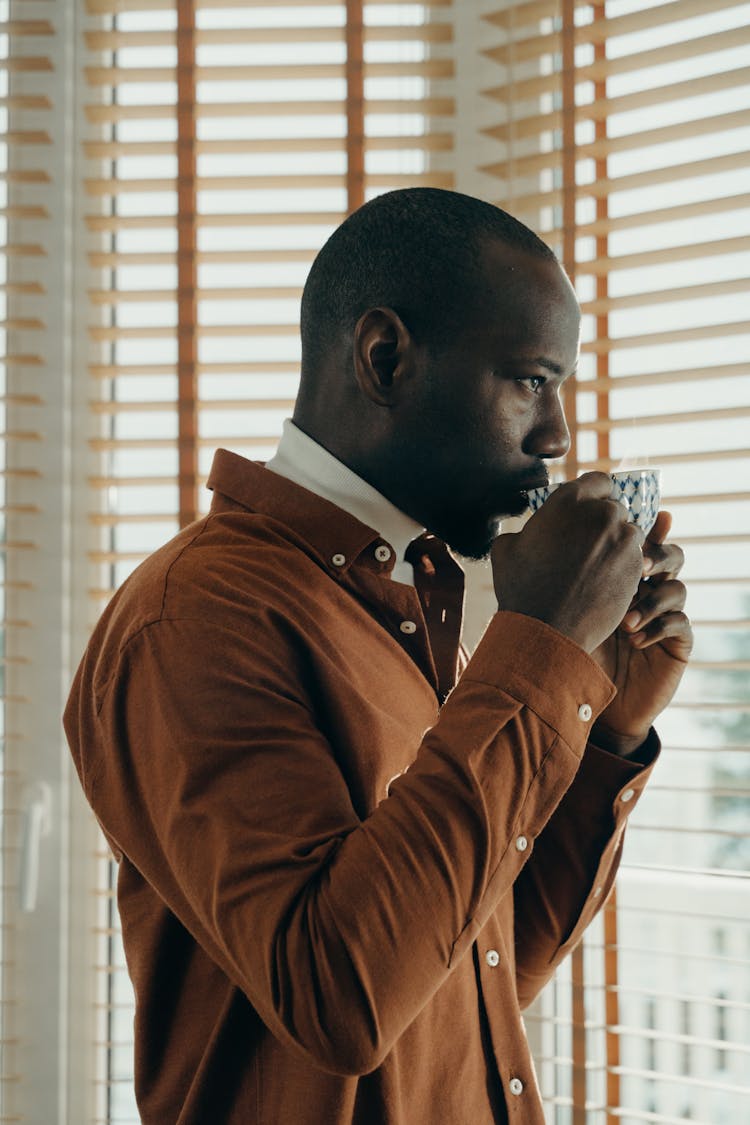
519,476,549,493
516,463,551,493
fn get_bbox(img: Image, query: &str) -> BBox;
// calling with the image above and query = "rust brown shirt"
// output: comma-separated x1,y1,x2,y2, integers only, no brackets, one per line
64,449,658,1125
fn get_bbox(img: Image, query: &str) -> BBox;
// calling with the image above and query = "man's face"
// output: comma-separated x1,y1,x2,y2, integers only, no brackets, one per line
399,244,580,559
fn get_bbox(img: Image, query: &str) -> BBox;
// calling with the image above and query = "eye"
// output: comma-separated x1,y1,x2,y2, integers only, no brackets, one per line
517,375,546,393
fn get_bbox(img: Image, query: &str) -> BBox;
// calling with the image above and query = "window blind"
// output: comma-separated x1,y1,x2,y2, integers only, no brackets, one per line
481,1,750,1121
43,0,750,1120
0,3,54,1119
0,0,105,1121
82,2,455,1120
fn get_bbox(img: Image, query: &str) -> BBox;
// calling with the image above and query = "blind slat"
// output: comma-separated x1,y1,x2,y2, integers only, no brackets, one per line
90,398,294,413
578,406,750,431
89,362,299,377
495,150,750,212
85,23,453,48
581,276,750,316
85,58,455,85
87,0,452,9
581,318,750,350
85,171,453,194
84,133,453,158
484,0,749,58
85,96,456,125
486,67,750,142
483,109,750,180
88,287,303,302
483,24,750,103
579,361,747,392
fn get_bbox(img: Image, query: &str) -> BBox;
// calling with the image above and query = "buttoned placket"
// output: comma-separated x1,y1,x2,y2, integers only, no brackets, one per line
476,925,541,1120
324,532,465,704
578,784,642,918
469,684,622,1122
337,540,444,700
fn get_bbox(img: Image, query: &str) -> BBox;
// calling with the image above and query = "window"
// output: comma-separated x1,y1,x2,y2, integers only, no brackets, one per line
483,0,750,1121
0,1,747,1121
84,2,453,1120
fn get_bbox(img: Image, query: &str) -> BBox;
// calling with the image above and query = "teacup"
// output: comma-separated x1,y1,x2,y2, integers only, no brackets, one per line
526,468,661,537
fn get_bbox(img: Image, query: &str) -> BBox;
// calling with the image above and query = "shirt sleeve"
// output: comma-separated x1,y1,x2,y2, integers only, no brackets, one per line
71,608,615,1077
511,731,660,1007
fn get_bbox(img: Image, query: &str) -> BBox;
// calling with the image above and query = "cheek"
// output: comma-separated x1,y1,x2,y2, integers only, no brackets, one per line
474,394,528,454
417,374,526,464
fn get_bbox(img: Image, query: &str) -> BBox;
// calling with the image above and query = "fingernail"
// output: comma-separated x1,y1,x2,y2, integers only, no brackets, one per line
623,611,642,631
643,557,654,574
629,631,646,646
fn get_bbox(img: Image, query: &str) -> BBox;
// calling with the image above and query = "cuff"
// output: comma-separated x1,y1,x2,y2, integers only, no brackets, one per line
461,611,616,751
585,728,661,815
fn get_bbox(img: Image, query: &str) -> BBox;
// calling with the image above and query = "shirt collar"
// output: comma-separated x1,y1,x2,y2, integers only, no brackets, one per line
265,419,424,584
206,447,415,584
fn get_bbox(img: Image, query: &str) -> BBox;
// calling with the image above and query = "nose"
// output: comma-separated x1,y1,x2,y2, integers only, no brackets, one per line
523,388,571,461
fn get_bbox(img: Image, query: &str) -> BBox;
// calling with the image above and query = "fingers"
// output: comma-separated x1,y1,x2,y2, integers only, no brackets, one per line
642,512,685,579
620,507,691,651
623,575,686,627
643,540,685,579
622,575,690,651
569,471,618,501
646,509,672,546
622,608,694,660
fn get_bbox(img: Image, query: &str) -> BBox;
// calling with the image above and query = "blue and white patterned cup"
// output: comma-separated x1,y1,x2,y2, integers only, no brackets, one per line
526,469,661,537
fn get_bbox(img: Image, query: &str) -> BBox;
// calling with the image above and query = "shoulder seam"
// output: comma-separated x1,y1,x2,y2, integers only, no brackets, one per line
158,515,214,621
93,519,214,714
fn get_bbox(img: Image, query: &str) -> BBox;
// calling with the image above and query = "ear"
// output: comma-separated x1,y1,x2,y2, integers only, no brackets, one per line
352,307,414,407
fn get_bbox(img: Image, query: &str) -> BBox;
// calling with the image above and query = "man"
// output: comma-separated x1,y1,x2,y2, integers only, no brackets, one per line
64,188,691,1124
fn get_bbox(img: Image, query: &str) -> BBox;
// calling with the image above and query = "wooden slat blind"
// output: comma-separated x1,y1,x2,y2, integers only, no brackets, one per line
78,1,749,1121
482,1,750,1121
83,2,454,1119
84,0,455,599
0,3,54,1119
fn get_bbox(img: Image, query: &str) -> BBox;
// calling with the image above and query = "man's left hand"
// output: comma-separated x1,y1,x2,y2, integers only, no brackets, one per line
590,510,693,757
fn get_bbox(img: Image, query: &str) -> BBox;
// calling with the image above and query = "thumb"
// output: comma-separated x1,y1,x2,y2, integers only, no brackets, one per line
642,509,672,576
646,509,672,548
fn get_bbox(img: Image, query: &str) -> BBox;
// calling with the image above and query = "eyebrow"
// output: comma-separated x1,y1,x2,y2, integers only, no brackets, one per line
535,357,564,375
512,356,576,379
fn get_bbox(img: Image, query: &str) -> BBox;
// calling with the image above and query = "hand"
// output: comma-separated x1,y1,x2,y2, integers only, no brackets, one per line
491,472,645,653
590,510,692,754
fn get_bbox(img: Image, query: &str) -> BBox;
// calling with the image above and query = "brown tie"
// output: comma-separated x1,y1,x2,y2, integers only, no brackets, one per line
404,533,465,701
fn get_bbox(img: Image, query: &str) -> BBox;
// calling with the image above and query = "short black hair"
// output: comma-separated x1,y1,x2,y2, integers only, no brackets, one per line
300,187,556,373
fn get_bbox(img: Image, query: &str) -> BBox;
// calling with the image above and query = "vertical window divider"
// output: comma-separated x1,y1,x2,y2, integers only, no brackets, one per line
176,0,197,527
561,3,585,1120
345,0,365,215
561,0,579,479
592,10,622,1123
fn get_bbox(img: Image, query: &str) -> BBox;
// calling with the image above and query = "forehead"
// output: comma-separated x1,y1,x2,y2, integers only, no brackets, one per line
476,241,581,357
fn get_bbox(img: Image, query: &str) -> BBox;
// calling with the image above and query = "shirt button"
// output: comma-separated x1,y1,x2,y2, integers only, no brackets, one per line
331,553,346,567
578,703,593,722
399,620,417,634
515,835,528,852
485,949,500,968
509,1077,524,1096
621,787,635,803
374,544,392,562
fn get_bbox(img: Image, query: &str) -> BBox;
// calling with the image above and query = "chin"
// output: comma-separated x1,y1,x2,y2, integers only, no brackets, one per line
445,517,502,562
445,495,528,561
